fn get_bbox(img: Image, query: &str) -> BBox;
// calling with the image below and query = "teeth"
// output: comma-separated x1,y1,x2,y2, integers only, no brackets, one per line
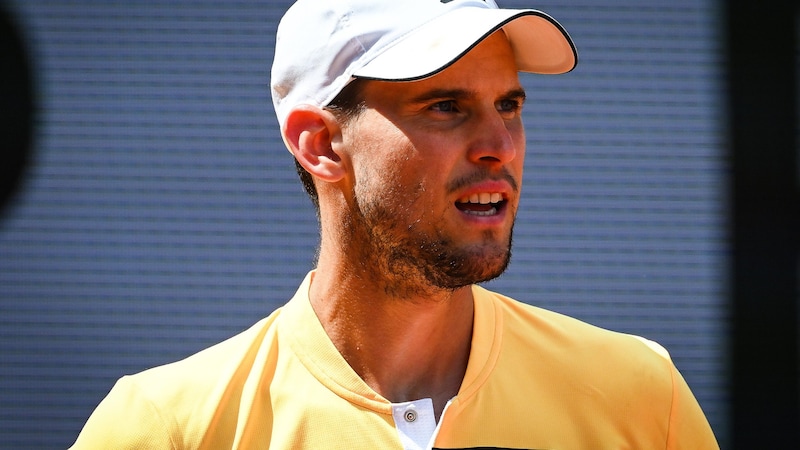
458,193,503,204
467,208,497,216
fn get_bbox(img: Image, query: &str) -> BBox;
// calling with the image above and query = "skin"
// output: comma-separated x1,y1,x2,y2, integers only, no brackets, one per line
282,30,526,420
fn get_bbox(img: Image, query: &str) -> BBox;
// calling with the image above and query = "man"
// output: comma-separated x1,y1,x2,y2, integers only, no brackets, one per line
72,0,719,448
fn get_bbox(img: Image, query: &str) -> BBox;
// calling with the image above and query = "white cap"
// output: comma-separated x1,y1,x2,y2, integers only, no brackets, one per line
270,0,577,127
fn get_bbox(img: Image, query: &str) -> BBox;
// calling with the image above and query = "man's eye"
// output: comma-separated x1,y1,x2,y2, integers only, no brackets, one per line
431,100,458,112
498,99,521,113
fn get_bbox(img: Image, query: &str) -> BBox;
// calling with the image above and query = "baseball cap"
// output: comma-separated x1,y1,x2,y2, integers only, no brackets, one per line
270,0,577,127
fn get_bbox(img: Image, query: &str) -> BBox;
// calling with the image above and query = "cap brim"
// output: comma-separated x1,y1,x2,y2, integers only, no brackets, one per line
353,8,577,81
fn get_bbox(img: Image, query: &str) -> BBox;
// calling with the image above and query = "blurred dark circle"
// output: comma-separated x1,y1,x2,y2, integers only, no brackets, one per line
1,4,35,216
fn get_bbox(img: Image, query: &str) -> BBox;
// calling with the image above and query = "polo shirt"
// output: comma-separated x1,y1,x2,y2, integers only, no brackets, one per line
71,271,718,449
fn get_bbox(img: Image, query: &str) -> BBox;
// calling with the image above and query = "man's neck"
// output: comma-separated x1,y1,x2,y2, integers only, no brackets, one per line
308,262,475,420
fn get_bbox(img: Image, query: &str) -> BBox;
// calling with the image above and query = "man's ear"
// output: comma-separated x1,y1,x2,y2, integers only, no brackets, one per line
282,105,346,182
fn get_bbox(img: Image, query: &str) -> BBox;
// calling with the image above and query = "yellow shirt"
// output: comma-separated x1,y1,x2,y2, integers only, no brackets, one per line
71,272,718,449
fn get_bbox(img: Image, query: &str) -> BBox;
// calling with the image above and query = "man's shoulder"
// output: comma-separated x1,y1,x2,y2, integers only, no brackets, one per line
132,308,284,393
452,286,716,448
472,285,678,411
473,285,673,368
71,309,286,449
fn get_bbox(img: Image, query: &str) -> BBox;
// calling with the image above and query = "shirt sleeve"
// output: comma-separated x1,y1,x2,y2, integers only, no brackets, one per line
667,364,720,449
69,376,177,450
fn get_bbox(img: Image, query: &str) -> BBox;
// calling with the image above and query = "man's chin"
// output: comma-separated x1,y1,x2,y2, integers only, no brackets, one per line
429,249,511,290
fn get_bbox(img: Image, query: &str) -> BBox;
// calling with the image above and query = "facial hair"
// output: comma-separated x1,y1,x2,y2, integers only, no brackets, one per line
346,170,515,299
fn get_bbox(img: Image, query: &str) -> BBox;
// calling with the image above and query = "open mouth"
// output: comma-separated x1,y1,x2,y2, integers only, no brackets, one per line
455,192,506,216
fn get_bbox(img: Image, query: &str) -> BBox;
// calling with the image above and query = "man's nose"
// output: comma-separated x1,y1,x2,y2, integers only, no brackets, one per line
466,111,519,165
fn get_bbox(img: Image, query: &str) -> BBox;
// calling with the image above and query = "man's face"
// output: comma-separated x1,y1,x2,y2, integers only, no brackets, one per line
340,31,526,295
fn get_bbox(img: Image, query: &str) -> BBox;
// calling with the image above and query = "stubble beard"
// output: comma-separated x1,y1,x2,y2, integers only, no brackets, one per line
389,226,513,291
347,197,514,299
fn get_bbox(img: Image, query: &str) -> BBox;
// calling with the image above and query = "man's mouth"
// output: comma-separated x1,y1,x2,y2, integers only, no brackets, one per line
455,192,506,216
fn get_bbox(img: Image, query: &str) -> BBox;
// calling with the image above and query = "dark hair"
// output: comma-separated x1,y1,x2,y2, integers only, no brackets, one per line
294,79,366,214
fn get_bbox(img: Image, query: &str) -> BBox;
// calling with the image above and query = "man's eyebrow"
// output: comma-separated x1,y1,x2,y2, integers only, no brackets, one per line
408,87,527,104
505,88,527,101
408,88,473,104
